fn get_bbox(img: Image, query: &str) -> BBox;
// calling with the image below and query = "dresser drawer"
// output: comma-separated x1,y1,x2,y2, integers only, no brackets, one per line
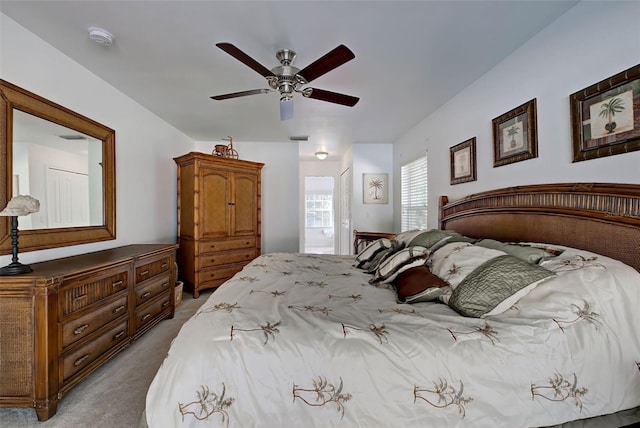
200,248,256,268
61,296,128,349
60,266,129,317
62,319,129,382
134,273,172,306
134,294,172,330
199,238,255,254
135,255,171,284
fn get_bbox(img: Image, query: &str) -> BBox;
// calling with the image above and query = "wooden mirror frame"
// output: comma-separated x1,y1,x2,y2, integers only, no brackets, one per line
0,80,116,254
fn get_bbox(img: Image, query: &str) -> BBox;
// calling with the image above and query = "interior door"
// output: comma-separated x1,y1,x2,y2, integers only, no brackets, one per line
46,166,90,228
339,167,352,255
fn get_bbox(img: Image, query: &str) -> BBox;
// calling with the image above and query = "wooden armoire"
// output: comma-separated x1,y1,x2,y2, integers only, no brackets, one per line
174,152,264,297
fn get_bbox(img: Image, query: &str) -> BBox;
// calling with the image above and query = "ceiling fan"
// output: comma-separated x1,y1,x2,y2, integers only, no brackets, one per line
211,43,359,120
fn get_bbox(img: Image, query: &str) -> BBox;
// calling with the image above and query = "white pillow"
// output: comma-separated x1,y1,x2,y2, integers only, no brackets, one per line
429,242,506,289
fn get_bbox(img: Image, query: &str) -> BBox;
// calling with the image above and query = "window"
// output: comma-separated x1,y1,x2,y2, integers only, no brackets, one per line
305,193,333,227
401,154,428,231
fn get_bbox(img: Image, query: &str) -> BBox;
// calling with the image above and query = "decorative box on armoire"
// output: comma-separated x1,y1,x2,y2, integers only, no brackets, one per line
174,152,264,298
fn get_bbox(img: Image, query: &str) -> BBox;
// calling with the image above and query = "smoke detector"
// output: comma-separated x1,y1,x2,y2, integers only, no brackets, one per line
88,27,114,46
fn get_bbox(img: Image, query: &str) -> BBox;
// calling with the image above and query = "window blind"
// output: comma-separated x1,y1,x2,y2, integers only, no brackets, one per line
401,154,428,231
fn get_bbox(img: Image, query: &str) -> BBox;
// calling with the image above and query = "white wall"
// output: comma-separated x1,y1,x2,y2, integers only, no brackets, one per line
0,14,194,266
352,143,394,233
194,141,299,254
392,1,640,231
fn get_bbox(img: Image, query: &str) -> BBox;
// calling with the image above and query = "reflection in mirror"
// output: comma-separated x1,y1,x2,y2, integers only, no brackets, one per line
13,110,104,230
0,79,116,255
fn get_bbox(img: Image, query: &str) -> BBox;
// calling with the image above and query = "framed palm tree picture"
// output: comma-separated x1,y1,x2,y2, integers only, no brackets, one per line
492,98,538,167
450,137,477,185
363,173,388,204
570,64,640,162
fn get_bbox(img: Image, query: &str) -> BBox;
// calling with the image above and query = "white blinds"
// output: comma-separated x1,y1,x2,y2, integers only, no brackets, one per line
401,155,428,231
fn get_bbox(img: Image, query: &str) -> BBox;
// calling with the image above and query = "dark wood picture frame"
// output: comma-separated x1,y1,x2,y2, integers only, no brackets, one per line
570,64,640,162
492,98,538,167
450,137,476,185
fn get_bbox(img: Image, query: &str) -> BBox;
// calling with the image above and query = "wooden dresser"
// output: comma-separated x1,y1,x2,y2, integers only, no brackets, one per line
174,152,263,298
0,244,177,421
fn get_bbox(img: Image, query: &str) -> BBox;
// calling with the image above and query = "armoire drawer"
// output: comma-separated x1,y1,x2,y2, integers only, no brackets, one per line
60,267,129,317
61,295,128,349
134,294,172,330
197,263,247,285
134,273,172,307
199,238,256,254
200,249,256,268
62,319,129,382
135,255,171,284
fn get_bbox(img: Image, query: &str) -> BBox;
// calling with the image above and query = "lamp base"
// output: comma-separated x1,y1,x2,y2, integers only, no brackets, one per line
0,261,33,275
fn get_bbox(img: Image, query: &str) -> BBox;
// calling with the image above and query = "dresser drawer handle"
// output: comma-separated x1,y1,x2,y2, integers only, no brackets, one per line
209,244,215,250
112,280,124,287
162,300,170,308
210,258,215,264
73,293,87,301
161,263,168,269
141,313,151,322
74,354,90,367
141,291,151,299
113,305,126,314
161,281,169,288
73,324,89,335
113,330,126,340
140,270,149,277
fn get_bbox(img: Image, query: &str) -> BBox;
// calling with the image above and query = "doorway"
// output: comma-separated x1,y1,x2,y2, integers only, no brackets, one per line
303,176,335,254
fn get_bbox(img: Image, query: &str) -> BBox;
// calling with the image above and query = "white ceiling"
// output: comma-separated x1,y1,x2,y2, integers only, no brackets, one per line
0,0,578,161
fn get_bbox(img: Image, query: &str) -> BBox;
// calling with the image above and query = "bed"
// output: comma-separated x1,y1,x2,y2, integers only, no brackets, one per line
144,182,640,427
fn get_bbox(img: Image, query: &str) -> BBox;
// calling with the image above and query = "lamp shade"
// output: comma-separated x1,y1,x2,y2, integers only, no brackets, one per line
315,151,328,160
0,195,40,216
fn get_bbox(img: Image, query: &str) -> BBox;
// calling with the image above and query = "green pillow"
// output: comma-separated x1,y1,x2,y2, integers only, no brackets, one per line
475,239,549,264
448,255,555,318
407,229,451,249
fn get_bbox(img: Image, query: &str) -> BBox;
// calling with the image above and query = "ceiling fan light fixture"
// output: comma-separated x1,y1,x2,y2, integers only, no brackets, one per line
280,97,293,121
315,151,328,160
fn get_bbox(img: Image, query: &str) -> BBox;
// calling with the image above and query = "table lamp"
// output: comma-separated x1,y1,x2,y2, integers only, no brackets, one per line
0,195,40,275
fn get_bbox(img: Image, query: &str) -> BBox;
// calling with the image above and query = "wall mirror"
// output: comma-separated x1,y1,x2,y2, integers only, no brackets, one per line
0,80,116,254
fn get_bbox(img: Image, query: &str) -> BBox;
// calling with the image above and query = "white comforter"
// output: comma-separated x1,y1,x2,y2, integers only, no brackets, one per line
146,248,640,427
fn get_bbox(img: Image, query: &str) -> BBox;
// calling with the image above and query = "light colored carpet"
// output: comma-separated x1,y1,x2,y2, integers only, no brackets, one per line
0,290,209,428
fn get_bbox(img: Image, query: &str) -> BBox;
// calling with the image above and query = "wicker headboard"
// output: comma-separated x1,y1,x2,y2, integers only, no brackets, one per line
439,183,640,272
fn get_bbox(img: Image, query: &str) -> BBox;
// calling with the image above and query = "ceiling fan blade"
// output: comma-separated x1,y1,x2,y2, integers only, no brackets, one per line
211,89,270,100
216,42,275,78
297,45,355,83
305,88,359,107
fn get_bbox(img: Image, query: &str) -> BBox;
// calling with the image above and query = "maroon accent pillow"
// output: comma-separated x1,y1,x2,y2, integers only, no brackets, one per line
394,265,448,301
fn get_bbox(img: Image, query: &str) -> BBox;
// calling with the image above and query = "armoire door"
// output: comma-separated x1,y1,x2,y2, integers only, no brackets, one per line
200,168,230,238
232,172,258,236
